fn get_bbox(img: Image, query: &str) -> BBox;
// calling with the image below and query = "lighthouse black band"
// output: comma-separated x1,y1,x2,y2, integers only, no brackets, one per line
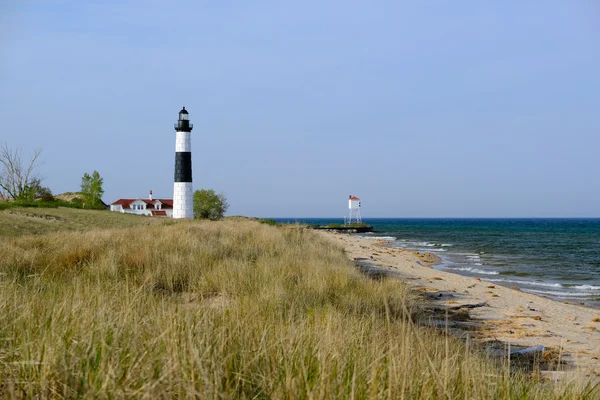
174,152,192,182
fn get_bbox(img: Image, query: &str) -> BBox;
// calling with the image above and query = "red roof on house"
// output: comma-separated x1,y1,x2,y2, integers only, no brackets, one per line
349,195,360,201
110,198,173,209
151,210,168,217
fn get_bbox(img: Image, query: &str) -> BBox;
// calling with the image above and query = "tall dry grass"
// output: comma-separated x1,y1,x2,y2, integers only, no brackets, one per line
0,219,596,398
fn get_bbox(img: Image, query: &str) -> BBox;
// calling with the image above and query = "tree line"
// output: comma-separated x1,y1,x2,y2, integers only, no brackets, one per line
0,143,104,209
1,144,228,219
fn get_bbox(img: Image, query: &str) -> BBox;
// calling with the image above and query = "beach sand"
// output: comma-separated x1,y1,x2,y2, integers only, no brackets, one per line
319,231,600,379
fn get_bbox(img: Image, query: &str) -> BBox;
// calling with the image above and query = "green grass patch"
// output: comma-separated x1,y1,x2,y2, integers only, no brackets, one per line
0,207,169,237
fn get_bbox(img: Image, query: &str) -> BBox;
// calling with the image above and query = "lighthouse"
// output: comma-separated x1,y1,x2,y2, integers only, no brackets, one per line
347,195,362,224
173,107,194,219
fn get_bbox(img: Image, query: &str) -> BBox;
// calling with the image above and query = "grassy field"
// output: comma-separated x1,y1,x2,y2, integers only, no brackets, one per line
0,209,597,398
0,207,167,237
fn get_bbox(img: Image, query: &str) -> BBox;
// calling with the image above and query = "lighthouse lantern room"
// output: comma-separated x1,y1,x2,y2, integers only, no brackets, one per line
173,107,194,219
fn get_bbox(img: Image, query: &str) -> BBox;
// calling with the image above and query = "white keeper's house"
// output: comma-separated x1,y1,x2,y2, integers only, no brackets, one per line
109,191,174,217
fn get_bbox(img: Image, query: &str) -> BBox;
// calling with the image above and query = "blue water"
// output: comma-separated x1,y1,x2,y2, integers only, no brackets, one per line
274,218,600,308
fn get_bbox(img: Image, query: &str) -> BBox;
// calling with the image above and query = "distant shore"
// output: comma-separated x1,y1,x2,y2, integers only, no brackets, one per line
319,230,600,378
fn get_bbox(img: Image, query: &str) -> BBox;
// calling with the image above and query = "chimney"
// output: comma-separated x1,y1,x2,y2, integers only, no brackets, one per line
149,190,153,201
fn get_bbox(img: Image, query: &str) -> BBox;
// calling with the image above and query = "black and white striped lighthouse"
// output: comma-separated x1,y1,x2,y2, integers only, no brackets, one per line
173,107,194,219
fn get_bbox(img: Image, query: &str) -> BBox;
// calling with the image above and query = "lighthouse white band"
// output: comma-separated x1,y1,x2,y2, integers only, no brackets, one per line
173,182,194,219
175,131,192,152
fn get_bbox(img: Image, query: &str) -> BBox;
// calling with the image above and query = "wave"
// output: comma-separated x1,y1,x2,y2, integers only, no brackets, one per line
362,236,396,241
441,244,452,247
449,267,499,275
412,241,436,247
487,280,600,292
485,278,562,288
523,289,594,298
399,240,450,252
570,284,600,291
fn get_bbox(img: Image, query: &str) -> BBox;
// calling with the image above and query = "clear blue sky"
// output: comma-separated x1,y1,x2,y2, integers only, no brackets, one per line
1,1,599,217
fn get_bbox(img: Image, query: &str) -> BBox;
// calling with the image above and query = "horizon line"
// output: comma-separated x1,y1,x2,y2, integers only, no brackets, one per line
255,216,600,220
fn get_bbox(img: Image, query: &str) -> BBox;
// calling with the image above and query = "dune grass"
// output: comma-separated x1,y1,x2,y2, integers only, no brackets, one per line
0,215,597,398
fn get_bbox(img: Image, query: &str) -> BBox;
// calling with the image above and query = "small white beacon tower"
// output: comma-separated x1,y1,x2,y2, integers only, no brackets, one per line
347,195,362,224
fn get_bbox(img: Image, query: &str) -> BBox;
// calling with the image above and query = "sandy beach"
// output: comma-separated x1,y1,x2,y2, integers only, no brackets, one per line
319,231,600,378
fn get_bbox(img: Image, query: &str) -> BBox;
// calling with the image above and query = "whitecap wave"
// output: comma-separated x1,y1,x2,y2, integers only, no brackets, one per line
485,279,562,288
362,236,396,241
441,244,452,247
449,267,499,275
523,289,593,298
571,284,600,291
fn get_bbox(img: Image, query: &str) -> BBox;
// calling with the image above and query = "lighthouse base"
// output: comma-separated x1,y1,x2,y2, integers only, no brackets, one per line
173,182,194,219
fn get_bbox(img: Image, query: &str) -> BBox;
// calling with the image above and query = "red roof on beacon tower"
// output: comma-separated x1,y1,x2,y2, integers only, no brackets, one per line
349,195,360,201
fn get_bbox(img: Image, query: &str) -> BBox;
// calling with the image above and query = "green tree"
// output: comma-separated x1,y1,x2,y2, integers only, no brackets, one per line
16,178,53,202
193,189,229,220
80,171,104,209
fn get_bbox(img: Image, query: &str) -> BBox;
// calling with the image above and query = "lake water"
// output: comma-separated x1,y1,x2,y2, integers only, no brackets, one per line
274,218,600,308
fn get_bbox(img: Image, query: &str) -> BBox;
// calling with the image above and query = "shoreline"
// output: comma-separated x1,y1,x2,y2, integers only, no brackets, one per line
319,230,600,378
295,218,600,307
380,239,600,310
